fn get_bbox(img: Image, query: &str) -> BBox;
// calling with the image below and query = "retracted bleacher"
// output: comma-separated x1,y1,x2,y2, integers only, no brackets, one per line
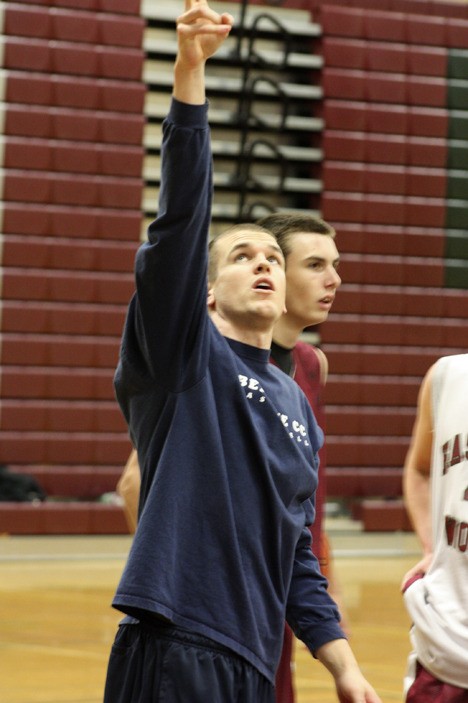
1,0,467,534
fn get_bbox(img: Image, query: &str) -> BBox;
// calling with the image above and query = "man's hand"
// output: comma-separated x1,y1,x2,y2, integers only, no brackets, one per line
334,668,383,703
173,1,234,105
401,553,433,592
177,1,234,68
316,639,382,703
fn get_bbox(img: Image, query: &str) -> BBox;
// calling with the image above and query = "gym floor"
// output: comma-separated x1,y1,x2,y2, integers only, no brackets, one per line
0,522,418,703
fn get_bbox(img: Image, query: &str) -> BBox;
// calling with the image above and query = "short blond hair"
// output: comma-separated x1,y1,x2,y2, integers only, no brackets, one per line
208,223,274,283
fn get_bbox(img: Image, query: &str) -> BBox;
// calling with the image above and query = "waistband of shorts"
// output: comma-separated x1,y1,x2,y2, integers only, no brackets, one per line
137,616,236,657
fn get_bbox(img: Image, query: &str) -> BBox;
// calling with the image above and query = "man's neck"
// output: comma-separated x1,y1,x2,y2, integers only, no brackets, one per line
273,316,302,349
210,312,273,350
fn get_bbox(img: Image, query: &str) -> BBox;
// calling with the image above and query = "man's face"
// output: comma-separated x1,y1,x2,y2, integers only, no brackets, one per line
208,229,286,329
284,232,341,328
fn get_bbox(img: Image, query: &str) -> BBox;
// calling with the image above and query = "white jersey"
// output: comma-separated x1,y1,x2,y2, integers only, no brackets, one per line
404,353,468,688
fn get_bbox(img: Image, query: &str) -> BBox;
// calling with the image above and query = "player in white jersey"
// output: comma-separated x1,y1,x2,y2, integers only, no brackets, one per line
402,353,468,702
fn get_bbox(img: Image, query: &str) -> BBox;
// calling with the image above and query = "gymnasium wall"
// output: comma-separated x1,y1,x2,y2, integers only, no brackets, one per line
311,0,468,528
0,0,145,533
0,0,467,533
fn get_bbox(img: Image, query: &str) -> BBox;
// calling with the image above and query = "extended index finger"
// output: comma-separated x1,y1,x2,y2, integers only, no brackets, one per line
184,0,207,11
181,0,223,23
178,2,233,31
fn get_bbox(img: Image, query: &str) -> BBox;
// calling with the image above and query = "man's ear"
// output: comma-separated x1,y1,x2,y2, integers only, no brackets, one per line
207,284,215,311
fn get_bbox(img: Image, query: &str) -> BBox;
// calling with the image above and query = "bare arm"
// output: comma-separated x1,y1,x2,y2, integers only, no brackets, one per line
315,638,382,702
401,364,435,586
117,449,140,534
313,346,329,386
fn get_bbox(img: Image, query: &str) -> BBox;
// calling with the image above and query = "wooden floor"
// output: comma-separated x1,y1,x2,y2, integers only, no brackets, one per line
0,526,418,703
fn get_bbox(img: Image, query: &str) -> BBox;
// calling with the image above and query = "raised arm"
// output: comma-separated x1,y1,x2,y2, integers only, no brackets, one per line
121,2,234,389
173,1,233,105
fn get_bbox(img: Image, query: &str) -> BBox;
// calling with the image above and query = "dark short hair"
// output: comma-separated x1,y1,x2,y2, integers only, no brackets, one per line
256,213,335,259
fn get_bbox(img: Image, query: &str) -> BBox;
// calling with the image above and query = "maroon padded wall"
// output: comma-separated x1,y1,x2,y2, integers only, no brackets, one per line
0,0,146,533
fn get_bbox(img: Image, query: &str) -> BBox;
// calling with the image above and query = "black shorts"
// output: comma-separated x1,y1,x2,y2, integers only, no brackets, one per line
103,620,275,703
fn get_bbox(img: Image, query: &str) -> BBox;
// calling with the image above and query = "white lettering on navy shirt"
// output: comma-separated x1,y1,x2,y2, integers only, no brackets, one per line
278,413,309,446
238,374,266,402
237,374,310,447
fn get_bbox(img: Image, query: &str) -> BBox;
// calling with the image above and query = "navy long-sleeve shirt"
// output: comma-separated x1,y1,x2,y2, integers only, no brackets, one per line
112,97,344,683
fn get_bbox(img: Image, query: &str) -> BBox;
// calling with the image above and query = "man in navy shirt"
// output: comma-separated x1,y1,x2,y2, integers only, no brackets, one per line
104,3,382,702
